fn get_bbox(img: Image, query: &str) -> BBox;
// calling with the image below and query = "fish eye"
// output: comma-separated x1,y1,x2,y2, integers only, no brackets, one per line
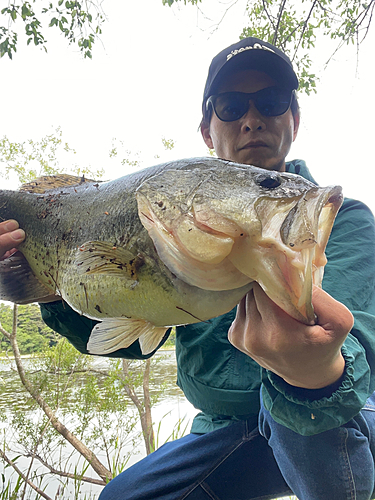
256,173,282,189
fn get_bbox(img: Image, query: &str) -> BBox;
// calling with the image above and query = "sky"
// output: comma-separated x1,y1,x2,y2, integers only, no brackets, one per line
1,0,375,211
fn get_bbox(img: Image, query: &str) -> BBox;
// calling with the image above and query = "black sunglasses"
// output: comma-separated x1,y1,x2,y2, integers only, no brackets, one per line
206,87,294,122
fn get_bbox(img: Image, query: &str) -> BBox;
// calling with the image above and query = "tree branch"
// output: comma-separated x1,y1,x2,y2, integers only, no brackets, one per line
362,1,375,42
142,359,155,454
121,359,155,455
273,0,287,46
0,321,11,340
0,449,53,500
261,0,277,31
121,359,143,411
9,304,112,483
291,0,318,62
26,452,106,486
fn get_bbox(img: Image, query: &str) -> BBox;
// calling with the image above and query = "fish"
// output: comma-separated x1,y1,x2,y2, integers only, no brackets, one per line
0,157,343,355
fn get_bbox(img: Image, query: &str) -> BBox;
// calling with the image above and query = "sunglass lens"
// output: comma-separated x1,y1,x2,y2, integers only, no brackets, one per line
256,88,292,116
209,88,293,122
213,94,249,122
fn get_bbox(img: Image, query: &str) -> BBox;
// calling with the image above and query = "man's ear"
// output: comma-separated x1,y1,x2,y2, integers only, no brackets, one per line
292,109,300,142
200,121,214,149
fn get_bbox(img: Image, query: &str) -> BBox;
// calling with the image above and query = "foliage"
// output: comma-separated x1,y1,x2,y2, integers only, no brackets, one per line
109,136,177,167
164,326,176,348
0,0,106,59
0,303,57,354
0,127,185,498
0,126,104,185
0,312,186,498
164,0,375,94
0,332,141,498
162,0,201,5
241,0,374,94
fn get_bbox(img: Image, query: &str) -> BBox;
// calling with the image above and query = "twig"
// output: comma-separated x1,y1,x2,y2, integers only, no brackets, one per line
0,322,11,340
0,449,53,500
27,452,106,486
273,0,287,46
291,0,318,62
261,0,277,31
362,1,375,42
7,304,112,483
21,411,52,500
121,359,155,455
206,0,242,36
121,359,143,410
323,0,374,69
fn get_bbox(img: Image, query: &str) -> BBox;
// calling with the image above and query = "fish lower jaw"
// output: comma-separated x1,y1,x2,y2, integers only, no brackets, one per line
228,237,318,324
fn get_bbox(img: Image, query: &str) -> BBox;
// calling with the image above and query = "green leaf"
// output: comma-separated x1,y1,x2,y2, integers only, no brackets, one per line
21,3,31,19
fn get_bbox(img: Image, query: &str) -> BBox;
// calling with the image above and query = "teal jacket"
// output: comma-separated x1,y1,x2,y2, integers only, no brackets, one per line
40,160,375,436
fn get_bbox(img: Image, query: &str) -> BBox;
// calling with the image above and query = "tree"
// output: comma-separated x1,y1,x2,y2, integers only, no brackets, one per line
0,303,57,353
0,126,104,184
0,306,182,498
163,0,375,94
0,307,132,497
0,132,184,498
0,0,106,59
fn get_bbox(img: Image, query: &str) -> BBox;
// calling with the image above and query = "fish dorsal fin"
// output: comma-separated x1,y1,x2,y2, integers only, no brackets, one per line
19,174,98,194
87,317,167,355
74,241,143,279
0,252,57,304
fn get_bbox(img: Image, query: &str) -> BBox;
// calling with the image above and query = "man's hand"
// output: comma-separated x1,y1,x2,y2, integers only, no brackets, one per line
0,220,61,303
228,283,354,389
0,220,25,260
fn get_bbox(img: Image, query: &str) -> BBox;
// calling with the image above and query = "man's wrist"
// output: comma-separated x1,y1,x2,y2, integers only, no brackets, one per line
281,352,346,390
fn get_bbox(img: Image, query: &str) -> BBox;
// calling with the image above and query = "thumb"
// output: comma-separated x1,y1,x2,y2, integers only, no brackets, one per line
312,286,354,334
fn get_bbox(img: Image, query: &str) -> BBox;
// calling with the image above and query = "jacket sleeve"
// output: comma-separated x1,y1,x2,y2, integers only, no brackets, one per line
261,198,375,435
40,301,170,360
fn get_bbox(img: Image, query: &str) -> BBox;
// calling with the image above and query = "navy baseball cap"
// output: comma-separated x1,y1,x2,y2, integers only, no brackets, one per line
202,37,299,115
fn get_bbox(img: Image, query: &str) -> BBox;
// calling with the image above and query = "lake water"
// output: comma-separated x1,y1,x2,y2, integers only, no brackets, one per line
0,350,197,499
0,352,296,500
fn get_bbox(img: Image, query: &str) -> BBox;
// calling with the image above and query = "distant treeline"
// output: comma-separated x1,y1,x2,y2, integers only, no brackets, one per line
0,303,58,355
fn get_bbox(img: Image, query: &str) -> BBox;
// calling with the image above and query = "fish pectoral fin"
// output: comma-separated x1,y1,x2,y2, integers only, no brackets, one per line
138,327,169,355
87,317,168,356
75,241,142,279
0,252,57,304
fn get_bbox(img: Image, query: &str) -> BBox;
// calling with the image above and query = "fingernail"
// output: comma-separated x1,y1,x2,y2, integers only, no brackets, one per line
11,229,25,241
5,220,19,231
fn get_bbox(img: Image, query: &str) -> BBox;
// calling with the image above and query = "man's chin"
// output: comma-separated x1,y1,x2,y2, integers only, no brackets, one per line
239,156,285,172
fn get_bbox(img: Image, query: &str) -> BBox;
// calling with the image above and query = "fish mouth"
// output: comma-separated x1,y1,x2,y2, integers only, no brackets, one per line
228,186,343,324
136,185,343,325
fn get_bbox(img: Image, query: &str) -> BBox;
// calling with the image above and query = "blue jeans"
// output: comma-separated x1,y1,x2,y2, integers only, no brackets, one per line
99,393,375,500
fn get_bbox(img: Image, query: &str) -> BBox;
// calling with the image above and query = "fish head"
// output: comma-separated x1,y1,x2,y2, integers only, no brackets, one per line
136,159,343,324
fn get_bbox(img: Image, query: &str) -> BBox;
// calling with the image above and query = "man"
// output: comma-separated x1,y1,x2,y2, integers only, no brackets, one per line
1,38,375,499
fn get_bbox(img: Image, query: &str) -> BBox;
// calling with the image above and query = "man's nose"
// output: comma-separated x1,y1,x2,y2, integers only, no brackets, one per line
240,102,266,132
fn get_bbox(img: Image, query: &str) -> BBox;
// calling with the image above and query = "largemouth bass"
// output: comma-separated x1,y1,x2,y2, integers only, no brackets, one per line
0,158,343,355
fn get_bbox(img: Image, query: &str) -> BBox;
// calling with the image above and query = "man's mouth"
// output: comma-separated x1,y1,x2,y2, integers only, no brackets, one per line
241,141,268,149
